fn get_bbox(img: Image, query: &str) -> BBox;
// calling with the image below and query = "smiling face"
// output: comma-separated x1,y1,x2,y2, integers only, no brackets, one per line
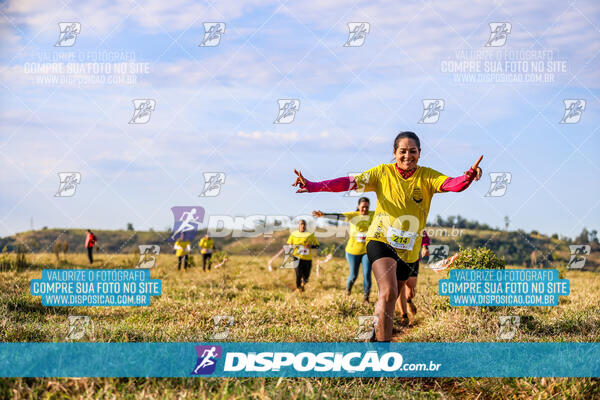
358,200,370,215
394,137,420,171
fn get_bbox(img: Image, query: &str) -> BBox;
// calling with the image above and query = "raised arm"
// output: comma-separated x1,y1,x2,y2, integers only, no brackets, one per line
292,169,356,193
440,155,483,192
312,210,345,220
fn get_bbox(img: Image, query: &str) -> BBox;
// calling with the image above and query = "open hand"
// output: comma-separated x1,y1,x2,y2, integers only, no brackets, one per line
312,210,324,217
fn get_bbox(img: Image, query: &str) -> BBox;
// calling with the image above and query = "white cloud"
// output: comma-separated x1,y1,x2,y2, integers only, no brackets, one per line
237,130,299,142
1,0,277,37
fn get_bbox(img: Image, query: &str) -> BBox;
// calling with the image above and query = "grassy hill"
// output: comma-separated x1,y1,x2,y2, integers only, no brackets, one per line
1,225,598,271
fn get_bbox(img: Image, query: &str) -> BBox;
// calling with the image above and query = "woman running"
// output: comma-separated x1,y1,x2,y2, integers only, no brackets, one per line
198,234,215,271
292,131,482,341
286,219,320,292
174,233,191,270
312,197,374,304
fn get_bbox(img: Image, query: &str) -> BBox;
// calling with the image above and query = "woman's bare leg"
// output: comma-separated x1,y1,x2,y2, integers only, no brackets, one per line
406,276,417,300
406,276,418,314
372,257,398,341
397,280,408,316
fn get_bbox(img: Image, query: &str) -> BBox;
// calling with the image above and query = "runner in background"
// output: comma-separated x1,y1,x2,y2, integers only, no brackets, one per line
312,197,374,304
198,234,215,271
286,219,320,292
84,229,97,264
292,131,482,341
174,233,191,270
396,230,430,325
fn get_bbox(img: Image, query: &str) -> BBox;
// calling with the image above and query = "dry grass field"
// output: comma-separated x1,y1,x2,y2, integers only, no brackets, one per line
0,252,599,399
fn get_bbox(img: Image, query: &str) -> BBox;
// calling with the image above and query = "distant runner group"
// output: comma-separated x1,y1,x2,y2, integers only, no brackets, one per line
174,233,215,271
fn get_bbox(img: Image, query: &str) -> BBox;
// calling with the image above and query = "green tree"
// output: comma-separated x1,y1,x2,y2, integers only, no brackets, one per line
575,227,590,244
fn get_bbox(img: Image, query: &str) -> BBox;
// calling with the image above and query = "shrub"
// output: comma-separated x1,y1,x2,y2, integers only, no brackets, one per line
212,250,228,264
450,246,506,271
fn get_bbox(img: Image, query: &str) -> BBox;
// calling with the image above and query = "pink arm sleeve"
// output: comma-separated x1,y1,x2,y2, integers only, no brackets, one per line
440,168,476,192
303,176,356,193
421,231,430,247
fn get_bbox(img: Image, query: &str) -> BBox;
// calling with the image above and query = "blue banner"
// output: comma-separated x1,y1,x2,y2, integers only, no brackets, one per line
439,269,569,306
0,343,598,377
30,269,162,306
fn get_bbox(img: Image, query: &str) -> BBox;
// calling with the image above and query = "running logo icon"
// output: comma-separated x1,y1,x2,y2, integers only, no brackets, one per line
344,22,370,47
560,99,586,124
209,316,234,340
485,22,511,47
55,23,81,47
344,172,363,197
497,316,519,340
137,245,159,269
169,206,205,242
485,172,511,197
347,172,370,195
199,172,226,197
281,245,300,269
274,99,300,124
567,245,590,270
55,172,81,197
427,245,449,264
66,316,93,340
419,99,444,124
192,345,222,375
129,99,156,124
199,23,225,47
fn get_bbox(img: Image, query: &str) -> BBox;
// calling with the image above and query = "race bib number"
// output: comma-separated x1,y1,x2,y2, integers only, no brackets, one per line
356,233,367,243
386,227,416,250
297,246,310,256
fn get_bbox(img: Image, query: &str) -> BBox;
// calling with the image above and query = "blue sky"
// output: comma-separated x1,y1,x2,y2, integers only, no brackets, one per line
0,0,599,238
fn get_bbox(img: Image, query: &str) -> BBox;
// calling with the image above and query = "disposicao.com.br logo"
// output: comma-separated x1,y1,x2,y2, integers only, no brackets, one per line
192,346,441,375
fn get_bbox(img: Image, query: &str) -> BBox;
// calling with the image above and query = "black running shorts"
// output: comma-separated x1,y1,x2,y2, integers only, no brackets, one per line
366,240,419,281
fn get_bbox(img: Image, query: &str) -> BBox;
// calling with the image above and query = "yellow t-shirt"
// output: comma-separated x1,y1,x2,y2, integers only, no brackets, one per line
286,230,319,261
198,238,214,254
353,164,448,263
342,211,375,255
174,240,190,257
